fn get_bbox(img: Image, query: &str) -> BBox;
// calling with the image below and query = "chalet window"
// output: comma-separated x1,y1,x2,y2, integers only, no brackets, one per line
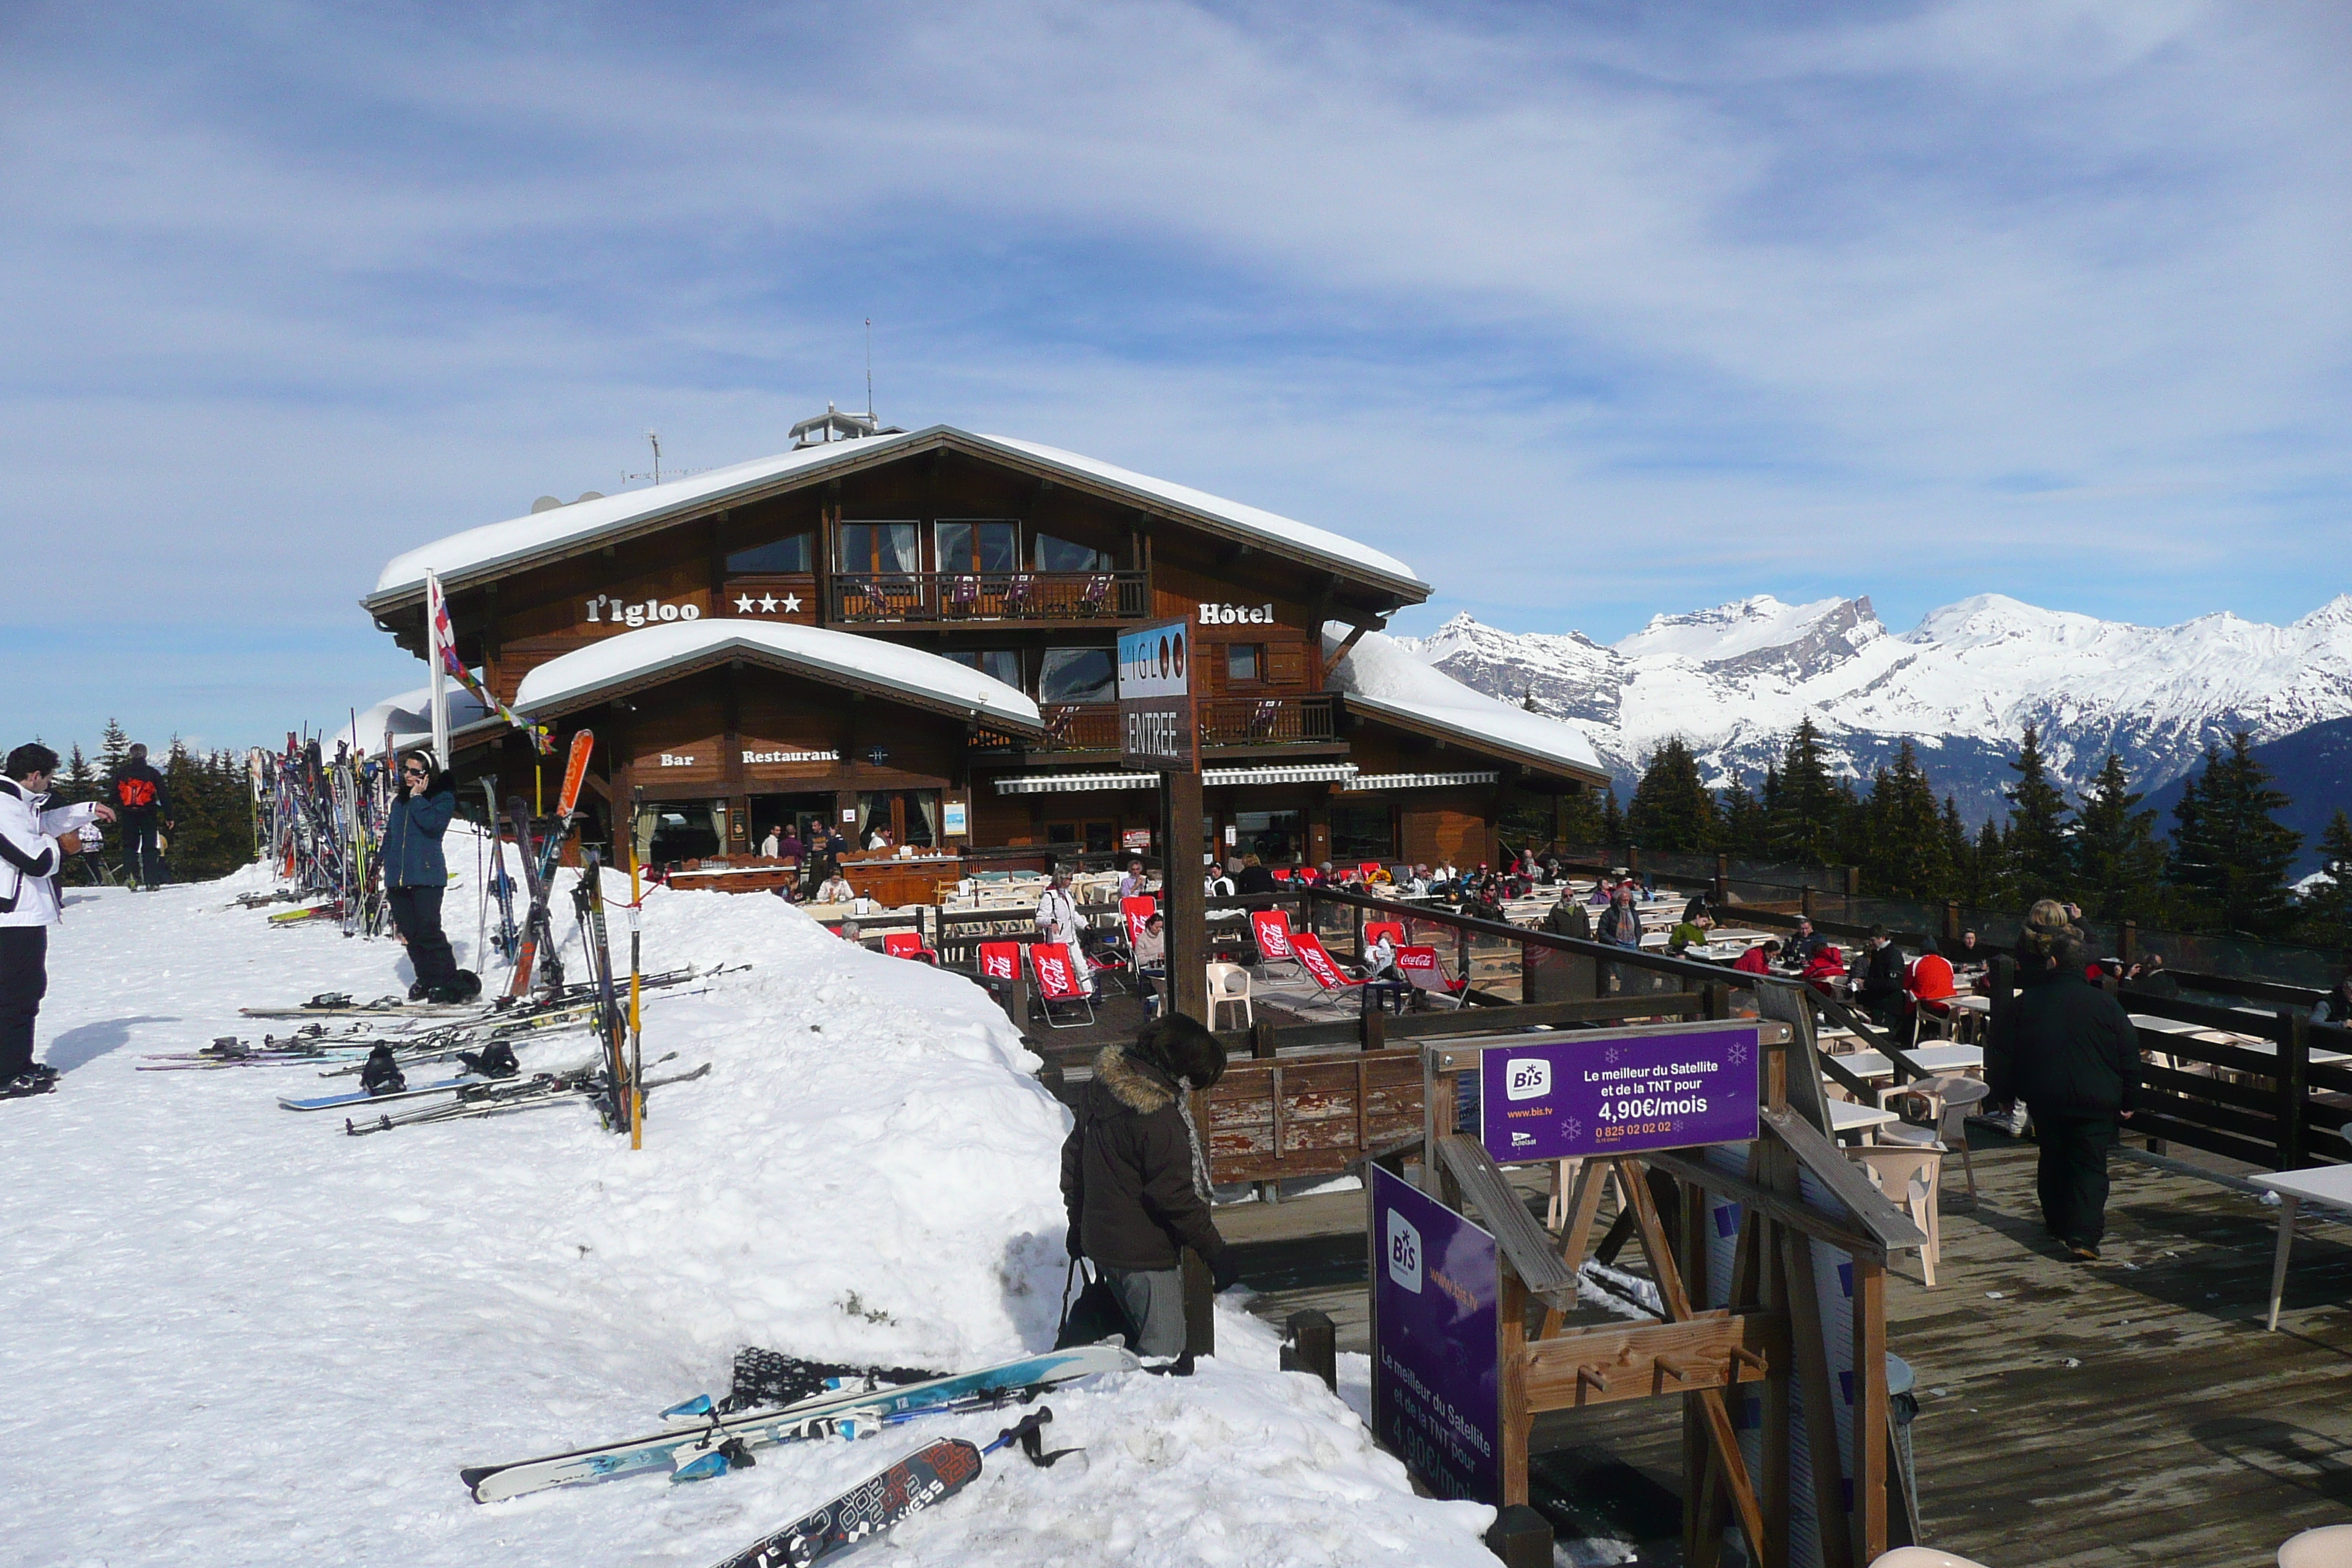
1038,647,1115,705
1330,803,1396,863
725,533,813,573
945,649,1023,688
1235,810,1305,864
1034,532,1112,573
935,519,1019,573
837,521,919,576
1225,643,1263,683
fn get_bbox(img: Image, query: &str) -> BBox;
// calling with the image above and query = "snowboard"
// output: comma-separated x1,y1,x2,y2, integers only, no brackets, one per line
459,1343,1135,1503
709,1439,982,1568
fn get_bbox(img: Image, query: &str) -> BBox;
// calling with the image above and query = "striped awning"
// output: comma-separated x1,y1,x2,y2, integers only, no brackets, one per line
995,762,1362,795
1337,769,1499,791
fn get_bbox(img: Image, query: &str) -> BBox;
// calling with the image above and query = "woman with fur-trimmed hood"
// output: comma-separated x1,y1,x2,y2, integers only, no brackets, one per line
1060,1014,1240,1356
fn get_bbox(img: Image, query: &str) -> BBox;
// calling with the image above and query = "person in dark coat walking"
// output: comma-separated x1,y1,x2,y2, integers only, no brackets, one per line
1987,900,2140,1260
383,751,470,1002
1060,1014,1240,1355
109,742,173,888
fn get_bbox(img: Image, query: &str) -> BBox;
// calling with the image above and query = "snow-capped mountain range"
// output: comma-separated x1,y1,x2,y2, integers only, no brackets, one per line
1399,593,2352,826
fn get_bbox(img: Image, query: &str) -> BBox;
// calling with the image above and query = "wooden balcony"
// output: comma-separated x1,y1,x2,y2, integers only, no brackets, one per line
972,694,1339,756
824,570,1150,626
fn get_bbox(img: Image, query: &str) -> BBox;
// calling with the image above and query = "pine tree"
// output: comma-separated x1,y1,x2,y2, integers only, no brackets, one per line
2068,752,2166,924
2168,731,2302,936
2299,809,2352,947
59,743,97,806
1558,782,1606,851
1972,818,2012,908
1764,718,1845,864
1598,786,1626,848
1940,797,1972,903
2004,725,2073,901
1719,774,1766,859
1861,741,1952,898
1627,738,1716,853
98,717,130,781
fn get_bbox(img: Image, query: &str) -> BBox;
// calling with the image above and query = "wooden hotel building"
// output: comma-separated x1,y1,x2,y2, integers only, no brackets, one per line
362,420,1608,889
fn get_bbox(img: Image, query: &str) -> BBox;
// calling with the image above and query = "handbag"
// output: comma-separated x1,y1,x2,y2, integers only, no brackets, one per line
1054,1258,1136,1349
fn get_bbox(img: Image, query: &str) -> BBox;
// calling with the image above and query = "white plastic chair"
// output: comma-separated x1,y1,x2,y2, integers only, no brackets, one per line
2280,1524,2352,1567
1206,962,1254,1030
1871,1550,1994,1568
1893,1072,1991,1205
1850,1145,1943,1287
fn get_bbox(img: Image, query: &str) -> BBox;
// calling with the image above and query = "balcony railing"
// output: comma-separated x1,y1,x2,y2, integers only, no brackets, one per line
825,570,1150,625
973,694,1339,755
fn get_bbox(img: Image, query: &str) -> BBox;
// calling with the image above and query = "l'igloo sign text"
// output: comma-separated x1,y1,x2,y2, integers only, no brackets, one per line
1480,1024,1759,1161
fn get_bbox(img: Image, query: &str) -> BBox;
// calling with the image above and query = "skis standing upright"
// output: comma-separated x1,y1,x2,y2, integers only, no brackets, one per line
572,846,632,1135
507,731,593,1001
483,780,521,966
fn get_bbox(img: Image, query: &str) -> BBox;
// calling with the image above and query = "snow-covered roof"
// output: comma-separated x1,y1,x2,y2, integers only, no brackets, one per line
511,620,1043,733
336,685,495,757
1323,624,1608,783
369,426,1427,608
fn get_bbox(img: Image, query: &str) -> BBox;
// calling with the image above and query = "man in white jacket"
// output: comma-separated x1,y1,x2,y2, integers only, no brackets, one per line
1,744,114,1096
1034,870,1096,1000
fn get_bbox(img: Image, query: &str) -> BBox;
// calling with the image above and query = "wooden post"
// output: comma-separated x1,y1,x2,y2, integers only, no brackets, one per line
1715,853,1730,906
2120,919,2138,968
1842,864,1860,897
1943,901,1961,946
1801,886,1817,920
2279,1009,2310,1172
1485,1506,1556,1568
1498,1259,1531,1506
1252,1017,1278,1061
1851,1259,1888,1561
1162,769,1208,1025
1360,1003,1386,1052
1627,844,1642,878
1284,1308,1338,1392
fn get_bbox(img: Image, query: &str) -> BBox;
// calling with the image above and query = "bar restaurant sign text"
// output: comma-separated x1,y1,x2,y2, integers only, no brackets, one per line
1117,619,1196,773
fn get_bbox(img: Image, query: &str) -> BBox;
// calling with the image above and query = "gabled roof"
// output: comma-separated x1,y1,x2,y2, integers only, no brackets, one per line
1322,625,1608,785
366,426,1428,612
510,619,1044,735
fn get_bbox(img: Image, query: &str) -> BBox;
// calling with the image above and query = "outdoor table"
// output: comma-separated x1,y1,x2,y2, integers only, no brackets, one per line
1832,1044,1985,1081
2253,1164,2352,1330
1942,994,1991,1015
1826,1098,1899,1142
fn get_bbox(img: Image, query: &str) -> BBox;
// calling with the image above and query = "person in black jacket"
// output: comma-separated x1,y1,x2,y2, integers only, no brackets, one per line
109,742,173,889
1235,854,1278,897
1854,926,1907,1028
383,751,471,1002
1060,1014,1240,1355
2123,951,2180,1001
1986,900,2140,1260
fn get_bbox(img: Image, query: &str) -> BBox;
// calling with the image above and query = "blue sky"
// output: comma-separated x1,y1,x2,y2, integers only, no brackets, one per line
6,1,2349,757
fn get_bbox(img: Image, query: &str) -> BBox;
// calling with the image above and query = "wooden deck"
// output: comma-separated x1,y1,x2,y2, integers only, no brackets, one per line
1224,1133,2352,1566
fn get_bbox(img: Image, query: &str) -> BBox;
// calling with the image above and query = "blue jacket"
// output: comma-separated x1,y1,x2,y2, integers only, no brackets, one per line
384,787,455,889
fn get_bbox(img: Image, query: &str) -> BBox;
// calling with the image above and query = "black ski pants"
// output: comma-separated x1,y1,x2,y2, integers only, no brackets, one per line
120,815,166,886
0,926,48,1079
2035,1115,2117,1248
387,885,458,990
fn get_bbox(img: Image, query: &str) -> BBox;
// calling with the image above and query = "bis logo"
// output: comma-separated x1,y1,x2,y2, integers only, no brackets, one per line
1385,1208,1422,1294
1504,1057,1552,1102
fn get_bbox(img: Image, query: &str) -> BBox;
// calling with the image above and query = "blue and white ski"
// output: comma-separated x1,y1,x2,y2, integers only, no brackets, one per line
459,1343,1136,1503
276,1076,485,1112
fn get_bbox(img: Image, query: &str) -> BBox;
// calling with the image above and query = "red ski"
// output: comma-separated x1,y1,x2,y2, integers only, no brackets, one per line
508,731,595,1000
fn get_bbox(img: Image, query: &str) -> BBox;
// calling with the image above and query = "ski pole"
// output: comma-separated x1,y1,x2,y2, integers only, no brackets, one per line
627,790,644,1150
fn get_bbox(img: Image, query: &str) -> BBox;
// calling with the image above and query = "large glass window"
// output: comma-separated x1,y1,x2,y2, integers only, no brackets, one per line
1038,647,1115,704
945,649,1023,689
837,521,919,575
1330,803,1395,864
725,533,813,573
935,519,1019,573
1034,532,1112,572
1235,810,1305,864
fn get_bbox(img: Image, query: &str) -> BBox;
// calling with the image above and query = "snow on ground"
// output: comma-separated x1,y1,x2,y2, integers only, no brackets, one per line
2,833,1496,1567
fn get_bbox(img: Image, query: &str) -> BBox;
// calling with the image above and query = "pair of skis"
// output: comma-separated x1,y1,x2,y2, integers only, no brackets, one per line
507,728,596,1002
711,1407,1076,1568
458,1343,1135,1503
341,1056,706,1138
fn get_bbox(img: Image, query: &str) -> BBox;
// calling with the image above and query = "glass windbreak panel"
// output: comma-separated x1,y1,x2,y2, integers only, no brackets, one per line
726,533,813,573
838,521,918,574
1035,532,1111,572
941,649,1023,689
1235,809,1305,864
1330,803,1395,863
935,519,1019,573
1039,647,1115,704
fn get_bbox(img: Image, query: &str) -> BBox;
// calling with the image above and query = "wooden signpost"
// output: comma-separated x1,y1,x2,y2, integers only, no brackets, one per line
1371,1018,1927,1567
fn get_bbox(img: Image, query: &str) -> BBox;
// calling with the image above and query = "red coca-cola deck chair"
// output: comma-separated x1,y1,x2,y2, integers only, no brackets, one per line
977,941,1021,984
1289,931,1365,996
1249,908,1302,979
882,930,938,965
1395,944,1469,1009
1025,943,1096,1028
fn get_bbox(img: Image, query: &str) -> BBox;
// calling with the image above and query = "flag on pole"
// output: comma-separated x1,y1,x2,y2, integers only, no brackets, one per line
425,570,553,756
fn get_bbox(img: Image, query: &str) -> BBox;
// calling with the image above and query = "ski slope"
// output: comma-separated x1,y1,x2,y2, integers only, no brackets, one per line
1,837,1495,1567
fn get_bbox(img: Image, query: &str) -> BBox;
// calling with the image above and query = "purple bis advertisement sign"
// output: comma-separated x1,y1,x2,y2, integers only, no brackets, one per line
1480,1022,1760,1162
1370,1166,1500,1506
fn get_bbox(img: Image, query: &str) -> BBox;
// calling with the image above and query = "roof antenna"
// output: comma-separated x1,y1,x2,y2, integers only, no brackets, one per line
864,317,875,423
